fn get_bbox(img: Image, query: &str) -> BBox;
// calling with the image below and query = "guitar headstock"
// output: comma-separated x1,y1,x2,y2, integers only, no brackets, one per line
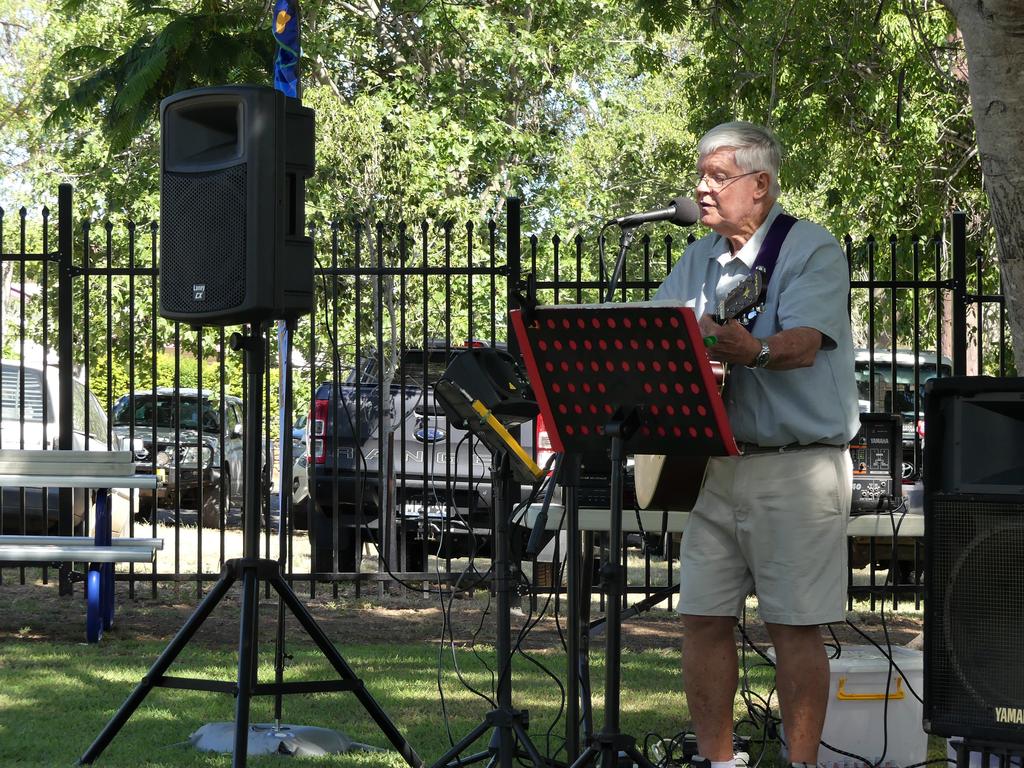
714,266,766,325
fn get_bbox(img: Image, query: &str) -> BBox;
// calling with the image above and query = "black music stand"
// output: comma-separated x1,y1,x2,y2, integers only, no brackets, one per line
511,302,737,768
429,378,549,768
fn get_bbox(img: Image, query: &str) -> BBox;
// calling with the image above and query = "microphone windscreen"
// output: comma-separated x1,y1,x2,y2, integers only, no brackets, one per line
668,196,700,226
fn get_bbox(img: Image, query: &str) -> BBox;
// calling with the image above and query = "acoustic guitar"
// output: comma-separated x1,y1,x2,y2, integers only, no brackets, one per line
633,267,767,511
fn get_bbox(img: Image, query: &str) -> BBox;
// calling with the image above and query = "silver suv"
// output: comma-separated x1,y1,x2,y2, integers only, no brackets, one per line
112,388,245,527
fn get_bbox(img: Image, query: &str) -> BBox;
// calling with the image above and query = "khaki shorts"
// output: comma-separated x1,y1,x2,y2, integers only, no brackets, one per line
677,445,852,625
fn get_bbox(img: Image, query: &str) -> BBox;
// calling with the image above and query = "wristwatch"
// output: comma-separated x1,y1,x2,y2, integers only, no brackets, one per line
747,339,771,369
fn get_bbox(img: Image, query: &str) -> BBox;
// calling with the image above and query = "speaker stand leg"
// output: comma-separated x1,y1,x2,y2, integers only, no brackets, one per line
81,326,422,768
79,569,237,764
80,559,423,767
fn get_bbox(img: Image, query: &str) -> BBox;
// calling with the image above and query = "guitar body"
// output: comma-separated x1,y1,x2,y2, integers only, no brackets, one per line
632,268,765,511
634,453,710,511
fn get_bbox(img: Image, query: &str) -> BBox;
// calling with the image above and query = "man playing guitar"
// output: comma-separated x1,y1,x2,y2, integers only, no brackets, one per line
653,121,859,768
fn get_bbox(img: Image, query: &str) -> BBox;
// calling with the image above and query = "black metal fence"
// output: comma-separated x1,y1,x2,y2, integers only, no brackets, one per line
0,185,1015,610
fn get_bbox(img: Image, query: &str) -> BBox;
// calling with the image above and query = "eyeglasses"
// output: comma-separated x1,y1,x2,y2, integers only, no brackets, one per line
690,170,761,192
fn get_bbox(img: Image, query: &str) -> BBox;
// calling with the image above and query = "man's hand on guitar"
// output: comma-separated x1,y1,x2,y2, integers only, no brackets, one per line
699,314,761,365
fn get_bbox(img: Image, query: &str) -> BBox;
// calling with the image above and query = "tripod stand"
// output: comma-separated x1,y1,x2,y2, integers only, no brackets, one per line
80,324,423,768
429,449,549,768
510,301,737,768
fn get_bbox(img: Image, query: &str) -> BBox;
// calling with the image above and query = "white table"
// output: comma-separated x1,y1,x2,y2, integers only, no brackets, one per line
522,503,924,538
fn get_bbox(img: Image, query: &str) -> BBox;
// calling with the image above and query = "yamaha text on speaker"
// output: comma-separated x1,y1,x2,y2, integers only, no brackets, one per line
159,85,315,325
923,376,1024,744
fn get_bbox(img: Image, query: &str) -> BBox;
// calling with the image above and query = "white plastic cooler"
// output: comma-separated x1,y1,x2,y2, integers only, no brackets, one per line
769,644,927,768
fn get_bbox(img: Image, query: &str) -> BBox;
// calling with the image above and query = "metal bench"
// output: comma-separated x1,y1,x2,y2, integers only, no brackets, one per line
0,449,159,642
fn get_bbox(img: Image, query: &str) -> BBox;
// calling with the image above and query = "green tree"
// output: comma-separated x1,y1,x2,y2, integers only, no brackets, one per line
2,0,1018,369
936,0,1024,368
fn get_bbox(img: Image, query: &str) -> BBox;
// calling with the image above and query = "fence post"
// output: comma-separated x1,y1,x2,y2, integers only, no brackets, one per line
951,211,968,377
503,197,524,605
505,197,522,358
57,183,75,537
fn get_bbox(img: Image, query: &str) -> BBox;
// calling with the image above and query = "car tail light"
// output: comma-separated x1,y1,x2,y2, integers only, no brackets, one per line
916,419,925,439
535,412,555,470
313,399,328,464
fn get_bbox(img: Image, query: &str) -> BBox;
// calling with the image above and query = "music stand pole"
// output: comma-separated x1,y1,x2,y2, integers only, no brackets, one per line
559,454,596,760
563,455,583,761
80,324,423,768
565,409,654,768
559,455,597,759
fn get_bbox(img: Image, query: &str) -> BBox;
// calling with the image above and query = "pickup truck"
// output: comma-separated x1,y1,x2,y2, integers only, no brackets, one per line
306,343,539,573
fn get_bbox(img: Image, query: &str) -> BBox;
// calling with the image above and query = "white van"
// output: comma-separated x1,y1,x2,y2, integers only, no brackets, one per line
0,360,121,535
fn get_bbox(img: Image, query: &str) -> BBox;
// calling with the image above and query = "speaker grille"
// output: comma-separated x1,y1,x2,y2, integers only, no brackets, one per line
927,496,1024,739
160,166,247,315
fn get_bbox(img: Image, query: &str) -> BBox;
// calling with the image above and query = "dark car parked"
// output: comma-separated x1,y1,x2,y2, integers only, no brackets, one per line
112,388,246,526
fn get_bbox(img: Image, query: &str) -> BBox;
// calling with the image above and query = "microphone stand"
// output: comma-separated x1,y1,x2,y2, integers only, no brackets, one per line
603,225,639,304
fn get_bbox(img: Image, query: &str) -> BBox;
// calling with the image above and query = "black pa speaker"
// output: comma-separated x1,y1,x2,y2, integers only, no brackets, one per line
159,85,314,325
923,376,1024,743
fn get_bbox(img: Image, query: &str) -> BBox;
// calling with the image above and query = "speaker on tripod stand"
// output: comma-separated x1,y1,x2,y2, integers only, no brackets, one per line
923,376,1024,755
159,85,314,325
80,85,423,768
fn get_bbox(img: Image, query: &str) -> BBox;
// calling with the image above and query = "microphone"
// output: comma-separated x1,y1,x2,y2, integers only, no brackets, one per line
608,196,700,229
526,454,562,559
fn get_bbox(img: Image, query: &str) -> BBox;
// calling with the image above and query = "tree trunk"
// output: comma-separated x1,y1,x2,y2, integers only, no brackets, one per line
940,0,1024,369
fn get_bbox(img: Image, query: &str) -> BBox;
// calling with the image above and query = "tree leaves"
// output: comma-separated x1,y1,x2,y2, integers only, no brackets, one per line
7,0,987,241
45,0,273,152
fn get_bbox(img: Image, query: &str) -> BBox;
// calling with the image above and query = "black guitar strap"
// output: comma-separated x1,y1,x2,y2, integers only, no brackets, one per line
751,212,797,290
740,212,797,327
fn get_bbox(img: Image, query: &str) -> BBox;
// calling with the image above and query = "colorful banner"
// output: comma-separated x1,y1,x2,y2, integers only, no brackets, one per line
272,0,299,98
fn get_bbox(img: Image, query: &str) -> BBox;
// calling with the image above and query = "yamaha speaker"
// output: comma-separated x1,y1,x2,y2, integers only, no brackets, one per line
850,412,902,512
159,85,314,325
923,376,1024,743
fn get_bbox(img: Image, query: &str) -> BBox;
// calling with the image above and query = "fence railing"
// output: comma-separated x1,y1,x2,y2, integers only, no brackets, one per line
0,185,1015,610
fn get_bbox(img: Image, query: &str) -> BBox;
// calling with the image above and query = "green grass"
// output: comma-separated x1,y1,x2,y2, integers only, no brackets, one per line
0,637,693,767
0,635,950,768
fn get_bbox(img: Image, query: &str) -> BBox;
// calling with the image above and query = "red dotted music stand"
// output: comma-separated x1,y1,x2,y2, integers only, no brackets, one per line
511,303,737,459
510,302,737,768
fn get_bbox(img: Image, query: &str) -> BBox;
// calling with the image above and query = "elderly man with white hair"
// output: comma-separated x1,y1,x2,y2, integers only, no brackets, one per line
654,121,859,768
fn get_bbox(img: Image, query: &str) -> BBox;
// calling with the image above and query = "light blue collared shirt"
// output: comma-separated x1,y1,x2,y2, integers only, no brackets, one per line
653,203,860,446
